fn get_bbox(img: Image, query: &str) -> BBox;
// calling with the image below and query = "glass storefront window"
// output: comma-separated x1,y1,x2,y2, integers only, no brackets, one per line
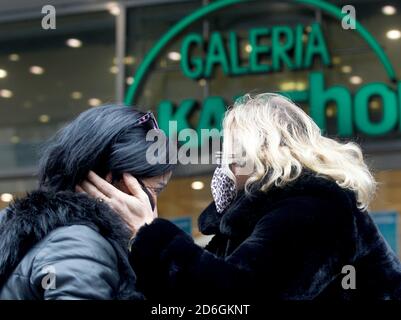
0,11,115,208
322,0,401,140
126,1,203,108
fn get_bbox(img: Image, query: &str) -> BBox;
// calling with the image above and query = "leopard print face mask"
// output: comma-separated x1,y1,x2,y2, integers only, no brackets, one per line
211,166,237,214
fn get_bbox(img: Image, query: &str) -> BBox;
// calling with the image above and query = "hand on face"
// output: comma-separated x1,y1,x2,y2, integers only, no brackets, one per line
76,171,170,237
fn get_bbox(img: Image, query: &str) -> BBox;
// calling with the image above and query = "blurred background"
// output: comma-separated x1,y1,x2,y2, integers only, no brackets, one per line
0,0,400,250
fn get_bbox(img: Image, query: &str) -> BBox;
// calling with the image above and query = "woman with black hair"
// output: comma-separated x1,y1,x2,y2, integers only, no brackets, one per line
0,105,173,300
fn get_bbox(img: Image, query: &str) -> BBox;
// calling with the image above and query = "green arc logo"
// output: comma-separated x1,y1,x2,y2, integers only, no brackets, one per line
124,0,397,105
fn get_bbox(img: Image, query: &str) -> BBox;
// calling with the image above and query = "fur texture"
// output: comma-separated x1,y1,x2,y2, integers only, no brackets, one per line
0,189,138,299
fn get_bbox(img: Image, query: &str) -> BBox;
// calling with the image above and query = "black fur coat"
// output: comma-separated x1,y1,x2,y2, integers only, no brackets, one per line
0,190,142,300
130,172,401,301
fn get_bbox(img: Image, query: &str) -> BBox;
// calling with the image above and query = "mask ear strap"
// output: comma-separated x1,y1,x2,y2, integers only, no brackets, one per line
136,178,156,211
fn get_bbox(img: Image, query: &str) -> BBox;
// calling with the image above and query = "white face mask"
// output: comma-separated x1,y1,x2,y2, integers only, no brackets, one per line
210,166,237,214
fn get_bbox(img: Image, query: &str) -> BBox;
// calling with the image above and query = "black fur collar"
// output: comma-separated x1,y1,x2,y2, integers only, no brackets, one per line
0,189,132,288
198,171,356,237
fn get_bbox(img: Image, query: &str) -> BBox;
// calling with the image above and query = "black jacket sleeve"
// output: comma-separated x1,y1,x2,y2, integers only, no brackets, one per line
129,196,354,301
30,225,121,300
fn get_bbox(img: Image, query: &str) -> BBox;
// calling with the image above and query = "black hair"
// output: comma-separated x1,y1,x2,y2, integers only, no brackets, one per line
38,105,174,191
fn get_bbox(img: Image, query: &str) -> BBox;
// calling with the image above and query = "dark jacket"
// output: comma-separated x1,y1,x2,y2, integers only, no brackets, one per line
130,172,401,301
0,190,143,300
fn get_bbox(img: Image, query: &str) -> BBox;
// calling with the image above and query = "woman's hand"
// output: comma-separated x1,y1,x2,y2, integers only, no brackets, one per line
76,171,155,237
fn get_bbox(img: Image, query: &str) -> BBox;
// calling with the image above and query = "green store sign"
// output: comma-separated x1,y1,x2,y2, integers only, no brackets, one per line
125,0,400,141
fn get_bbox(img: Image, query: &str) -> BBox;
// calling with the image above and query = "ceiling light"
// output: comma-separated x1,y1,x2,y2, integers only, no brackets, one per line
88,98,102,107
124,56,135,65
350,76,363,85
126,77,134,85
9,53,19,61
167,51,181,61
39,114,50,123
386,29,401,40
341,65,352,73
370,100,381,110
382,5,397,15
279,81,306,91
66,38,82,48
0,89,13,98
295,82,306,90
0,69,7,78
326,106,336,118
71,91,83,99
30,66,44,75
280,82,296,91
0,193,13,202
109,66,119,74
191,181,204,190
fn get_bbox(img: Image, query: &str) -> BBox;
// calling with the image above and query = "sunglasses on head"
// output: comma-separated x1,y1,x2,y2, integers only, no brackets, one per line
133,111,159,130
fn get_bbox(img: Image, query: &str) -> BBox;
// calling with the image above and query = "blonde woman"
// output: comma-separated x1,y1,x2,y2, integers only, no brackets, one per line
80,93,401,300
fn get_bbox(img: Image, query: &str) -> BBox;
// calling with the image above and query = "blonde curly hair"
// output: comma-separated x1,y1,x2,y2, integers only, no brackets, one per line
221,93,376,210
